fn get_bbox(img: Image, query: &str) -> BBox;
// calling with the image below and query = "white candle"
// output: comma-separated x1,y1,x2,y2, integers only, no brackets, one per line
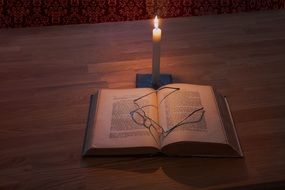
152,16,161,87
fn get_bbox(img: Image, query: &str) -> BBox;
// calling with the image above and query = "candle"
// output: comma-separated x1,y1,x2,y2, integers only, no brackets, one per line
152,16,161,87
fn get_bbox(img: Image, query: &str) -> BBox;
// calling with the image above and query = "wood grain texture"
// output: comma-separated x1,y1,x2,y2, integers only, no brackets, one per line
1,10,285,190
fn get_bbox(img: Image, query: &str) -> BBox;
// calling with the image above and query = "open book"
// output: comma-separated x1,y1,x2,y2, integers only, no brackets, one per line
82,83,243,157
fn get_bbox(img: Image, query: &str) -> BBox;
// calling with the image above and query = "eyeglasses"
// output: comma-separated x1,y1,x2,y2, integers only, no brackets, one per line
129,86,205,145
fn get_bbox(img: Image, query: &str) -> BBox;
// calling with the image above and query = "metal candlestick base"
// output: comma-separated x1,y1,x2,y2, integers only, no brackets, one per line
136,74,173,89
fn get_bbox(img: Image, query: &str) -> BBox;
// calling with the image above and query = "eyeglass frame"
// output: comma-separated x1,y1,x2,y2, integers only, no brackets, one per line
129,86,205,142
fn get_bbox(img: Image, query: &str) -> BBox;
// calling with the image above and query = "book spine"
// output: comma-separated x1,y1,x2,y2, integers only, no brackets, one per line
82,93,99,156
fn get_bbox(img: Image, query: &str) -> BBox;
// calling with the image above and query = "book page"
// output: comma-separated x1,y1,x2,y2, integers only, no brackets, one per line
157,83,227,147
92,88,160,149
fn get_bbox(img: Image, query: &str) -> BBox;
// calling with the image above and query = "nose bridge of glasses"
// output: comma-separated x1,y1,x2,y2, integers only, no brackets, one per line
131,108,161,131
144,117,153,128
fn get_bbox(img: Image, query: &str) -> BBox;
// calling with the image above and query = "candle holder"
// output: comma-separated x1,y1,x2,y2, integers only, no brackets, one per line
136,73,172,89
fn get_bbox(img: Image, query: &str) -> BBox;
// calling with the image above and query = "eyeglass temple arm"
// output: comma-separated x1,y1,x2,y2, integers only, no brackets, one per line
163,107,204,134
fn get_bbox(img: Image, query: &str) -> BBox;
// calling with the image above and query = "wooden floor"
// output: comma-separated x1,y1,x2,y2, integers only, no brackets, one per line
1,10,285,189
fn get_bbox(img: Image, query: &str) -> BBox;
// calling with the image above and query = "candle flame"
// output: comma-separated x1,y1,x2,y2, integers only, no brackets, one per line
154,16,159,29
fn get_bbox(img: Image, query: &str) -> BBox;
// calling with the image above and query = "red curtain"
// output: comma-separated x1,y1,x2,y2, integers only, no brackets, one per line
0,0,284,28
